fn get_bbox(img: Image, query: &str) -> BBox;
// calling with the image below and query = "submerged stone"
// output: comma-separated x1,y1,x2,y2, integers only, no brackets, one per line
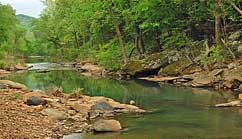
63,133,82,139
93,119,122,132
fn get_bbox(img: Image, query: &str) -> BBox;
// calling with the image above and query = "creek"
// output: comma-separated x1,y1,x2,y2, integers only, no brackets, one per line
3,62,242,139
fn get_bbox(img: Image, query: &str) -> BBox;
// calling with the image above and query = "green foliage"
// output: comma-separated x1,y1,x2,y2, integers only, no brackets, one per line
95,40,122,71
17,14,35,30
0,0,242,70
0,60,7,70
0,3,17,43
163,31,192,49
0,59,22,70
201,45,224,65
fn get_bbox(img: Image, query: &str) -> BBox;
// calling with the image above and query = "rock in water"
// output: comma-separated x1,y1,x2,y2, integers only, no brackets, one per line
223,81,233,89
26,96,47,106
93,119,122,132
239,94,242,100
63,133,82,139
15,63,27,70
91,101,114,111
130,100,135,105
239,85,242,92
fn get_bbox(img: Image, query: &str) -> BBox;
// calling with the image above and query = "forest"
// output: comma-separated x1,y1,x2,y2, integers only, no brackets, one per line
0,0,242,139
0,0,241,71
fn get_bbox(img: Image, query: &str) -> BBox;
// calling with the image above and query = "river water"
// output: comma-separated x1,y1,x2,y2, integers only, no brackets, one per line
3,63,242,139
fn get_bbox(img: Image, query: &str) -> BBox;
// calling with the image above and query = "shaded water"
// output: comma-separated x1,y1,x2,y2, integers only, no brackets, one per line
3,63,242,139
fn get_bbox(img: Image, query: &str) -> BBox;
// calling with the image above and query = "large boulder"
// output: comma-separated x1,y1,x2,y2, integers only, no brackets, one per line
0,69,10,75
228,30,242,41
0,80,27,90
71,103,91,115
224,66,242,82
223,66,242,90
181,64,202,75
26,96,47,106
79,63,105,76
125,53,169,77
23,91,49,102
15,63,28,70
41,108,68,120
159,59,191,76
91,101,114,111
93,119,122,132
191,72,213,87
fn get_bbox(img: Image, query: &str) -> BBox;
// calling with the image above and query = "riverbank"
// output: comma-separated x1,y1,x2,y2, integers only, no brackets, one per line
0,62,31,77
139,61,242,93
72,57,242,95
0,80,144,139
2,66,242,138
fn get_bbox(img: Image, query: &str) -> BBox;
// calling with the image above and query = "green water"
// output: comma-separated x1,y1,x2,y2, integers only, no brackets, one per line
3,70,242,139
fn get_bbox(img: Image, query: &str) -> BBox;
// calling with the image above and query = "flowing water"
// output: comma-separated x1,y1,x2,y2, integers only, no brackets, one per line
3,62,242,139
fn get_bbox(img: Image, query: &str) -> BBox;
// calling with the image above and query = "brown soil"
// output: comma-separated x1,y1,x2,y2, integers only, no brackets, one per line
0,89,61,139
0,80,145,139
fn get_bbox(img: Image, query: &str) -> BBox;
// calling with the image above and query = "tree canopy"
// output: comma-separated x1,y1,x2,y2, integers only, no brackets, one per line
1,0,242,70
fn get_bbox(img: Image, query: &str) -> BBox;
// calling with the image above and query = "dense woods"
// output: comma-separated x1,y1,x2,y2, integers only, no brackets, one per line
0,0,242,70
0,1,242,138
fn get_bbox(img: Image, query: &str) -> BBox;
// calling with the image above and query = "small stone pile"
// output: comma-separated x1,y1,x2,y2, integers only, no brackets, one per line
0,80,145,138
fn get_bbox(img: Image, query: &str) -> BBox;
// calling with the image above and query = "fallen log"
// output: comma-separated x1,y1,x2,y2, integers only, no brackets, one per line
215,100,241,107
139,76,181,82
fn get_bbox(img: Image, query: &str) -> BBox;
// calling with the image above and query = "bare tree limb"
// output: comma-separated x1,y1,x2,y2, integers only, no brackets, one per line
231,2,242,16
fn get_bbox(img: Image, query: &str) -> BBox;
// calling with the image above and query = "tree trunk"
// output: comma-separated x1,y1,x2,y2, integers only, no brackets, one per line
129,47,135,58
129,36,141,58
155,27,162,51
215,15,220,44
135,24,146,53
135,26,141,55
215,0,222,44
115,24,128,65
140,29,146,53
73,31,79,48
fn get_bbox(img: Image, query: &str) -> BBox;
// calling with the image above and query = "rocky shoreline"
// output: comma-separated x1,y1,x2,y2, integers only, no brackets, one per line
72,58,242,94
0,80,144,139
0,63,32,77
139,64,242,93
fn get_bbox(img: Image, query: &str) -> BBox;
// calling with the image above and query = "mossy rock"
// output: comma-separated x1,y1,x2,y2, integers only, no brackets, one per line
159,59,190,76
190,41,207,58
144,53,164,63
125,60,144,75
182,64,202,75
125,52,169,77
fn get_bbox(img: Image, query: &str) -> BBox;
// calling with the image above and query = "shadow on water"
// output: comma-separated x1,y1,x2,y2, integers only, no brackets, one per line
2,66,242,139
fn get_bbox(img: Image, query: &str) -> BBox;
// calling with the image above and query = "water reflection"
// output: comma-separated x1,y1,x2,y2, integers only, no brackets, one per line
2,70,242,139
